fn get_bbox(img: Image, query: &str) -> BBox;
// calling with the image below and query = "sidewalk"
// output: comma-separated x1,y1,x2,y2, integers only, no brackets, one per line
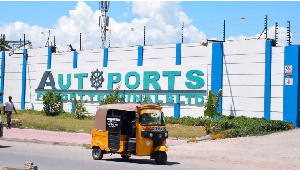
0,128,187,146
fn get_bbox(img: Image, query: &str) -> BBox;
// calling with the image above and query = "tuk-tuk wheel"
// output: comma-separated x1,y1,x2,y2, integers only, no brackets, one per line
92,147,103,160
121,155,130,160
154,151,167,165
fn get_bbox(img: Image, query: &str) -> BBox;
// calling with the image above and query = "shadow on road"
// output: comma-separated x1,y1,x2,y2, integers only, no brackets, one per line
0,145,11,148
103,158,180,166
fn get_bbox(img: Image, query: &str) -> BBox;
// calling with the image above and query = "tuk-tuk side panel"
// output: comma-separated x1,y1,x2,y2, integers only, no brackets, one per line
91,129,109,151
116,141,127,153
120,134,128,141
136,131,154,156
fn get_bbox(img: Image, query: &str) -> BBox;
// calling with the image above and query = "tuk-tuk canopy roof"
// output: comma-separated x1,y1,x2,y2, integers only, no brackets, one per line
94,103,160,131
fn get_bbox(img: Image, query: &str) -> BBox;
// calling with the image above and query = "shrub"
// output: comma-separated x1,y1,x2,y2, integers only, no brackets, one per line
42,91,63,116
212,115,291,137
165,116,209,126
100,84,124,105
166,115,291,137
71,95,87,119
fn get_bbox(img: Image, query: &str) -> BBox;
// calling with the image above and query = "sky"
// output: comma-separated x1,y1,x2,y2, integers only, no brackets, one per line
0,1,300,51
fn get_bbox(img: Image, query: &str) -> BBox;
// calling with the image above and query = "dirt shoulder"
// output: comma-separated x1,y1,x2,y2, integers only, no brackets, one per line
169,128,300,170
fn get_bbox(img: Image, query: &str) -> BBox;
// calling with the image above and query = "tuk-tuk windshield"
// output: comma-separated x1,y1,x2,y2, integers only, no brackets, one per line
139,110,165,126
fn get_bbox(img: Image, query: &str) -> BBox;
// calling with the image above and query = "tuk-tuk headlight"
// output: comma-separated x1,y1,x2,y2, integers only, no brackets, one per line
165,132,168,138
149,133,153,138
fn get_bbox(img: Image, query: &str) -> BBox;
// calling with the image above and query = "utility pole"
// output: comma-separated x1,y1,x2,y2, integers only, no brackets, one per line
287,21,291,45
275,22,278,46
182,22,184,44
223,20,226,42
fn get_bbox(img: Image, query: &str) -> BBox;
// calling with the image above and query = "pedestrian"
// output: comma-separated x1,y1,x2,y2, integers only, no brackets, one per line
3,96,17,129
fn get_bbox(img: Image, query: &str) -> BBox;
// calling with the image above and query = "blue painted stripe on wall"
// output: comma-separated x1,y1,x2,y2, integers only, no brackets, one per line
72,102,75,114
0,51,5,104
71,50,78,113
47,47,52,69
176,43,181,65
211,42,223,113
21,49,27,110
174,103,180,118
264,41,272,120
103,48,108,67
175,44,181,117
283,45,300,127
73,51,78,69
138,46,143,66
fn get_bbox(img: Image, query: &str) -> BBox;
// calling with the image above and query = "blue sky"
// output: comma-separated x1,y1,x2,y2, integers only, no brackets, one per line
1,1,299,50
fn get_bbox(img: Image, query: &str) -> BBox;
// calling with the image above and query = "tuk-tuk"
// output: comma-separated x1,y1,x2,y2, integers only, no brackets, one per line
90,103,168,165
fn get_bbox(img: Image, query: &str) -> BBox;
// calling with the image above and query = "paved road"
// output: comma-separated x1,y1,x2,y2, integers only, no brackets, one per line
1,128,300,169
0,140,218,170
1,128,186,146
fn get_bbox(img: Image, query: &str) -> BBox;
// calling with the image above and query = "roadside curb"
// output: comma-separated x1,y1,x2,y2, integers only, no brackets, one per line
0,137,90,147
188,126,295,142
188,134,229,143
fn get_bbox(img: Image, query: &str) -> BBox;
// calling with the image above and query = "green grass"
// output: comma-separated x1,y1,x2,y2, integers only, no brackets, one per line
1,109,94,134
167,124,206,138
18,112,94,133
1,109,205,138
3,108,290,139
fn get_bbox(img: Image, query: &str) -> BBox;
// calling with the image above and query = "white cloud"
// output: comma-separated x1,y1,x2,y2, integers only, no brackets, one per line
0,2,205,51
0,22,49,48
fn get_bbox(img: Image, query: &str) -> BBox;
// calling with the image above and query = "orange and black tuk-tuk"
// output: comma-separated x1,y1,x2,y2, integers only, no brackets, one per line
90,103,168,164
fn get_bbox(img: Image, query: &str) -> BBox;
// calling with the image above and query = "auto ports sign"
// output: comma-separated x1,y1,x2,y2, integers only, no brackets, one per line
35,65,207,104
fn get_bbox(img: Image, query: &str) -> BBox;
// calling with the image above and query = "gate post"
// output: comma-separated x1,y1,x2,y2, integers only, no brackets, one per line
264,41,272,120
0,51,5,104
283,45,300,128
21,49,27,110
211,42,224,113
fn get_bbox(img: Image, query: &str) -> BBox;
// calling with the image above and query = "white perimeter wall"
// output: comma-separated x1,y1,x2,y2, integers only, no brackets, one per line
270,47,284,120
222,40,266,117
0,40,286,120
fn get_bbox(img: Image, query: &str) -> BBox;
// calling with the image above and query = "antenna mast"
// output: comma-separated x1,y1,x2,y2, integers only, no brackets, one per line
99,1,110,49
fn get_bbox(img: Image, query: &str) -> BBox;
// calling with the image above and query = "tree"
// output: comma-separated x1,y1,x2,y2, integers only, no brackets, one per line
204,89,222,134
